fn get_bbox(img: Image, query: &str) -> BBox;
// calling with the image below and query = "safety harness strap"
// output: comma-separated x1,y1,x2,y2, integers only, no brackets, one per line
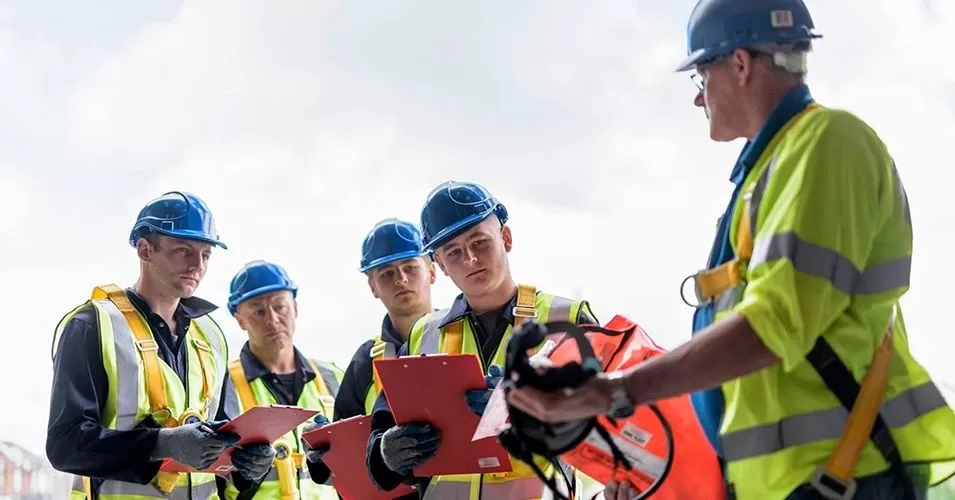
89,284,207,495
442,283,538,354
92,285,170,421
808,307,908,499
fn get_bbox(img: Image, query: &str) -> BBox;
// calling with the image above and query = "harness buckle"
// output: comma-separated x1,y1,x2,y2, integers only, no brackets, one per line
135,339,159,352
512,306,538,318
810,466,858,500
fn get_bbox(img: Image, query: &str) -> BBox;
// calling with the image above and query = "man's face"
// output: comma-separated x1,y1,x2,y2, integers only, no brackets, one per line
433,216,512,296
693,49,752,142
367,256,435,315
138,235,212,298
235,290,297,351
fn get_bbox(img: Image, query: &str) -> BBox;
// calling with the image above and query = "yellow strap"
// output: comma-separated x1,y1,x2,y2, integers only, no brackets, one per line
443,283,538,354
823,308,898,482
274,443,299,500
82,476,92,499
369,337,387,395
513,283,537,327
227,359,258,412
91,285,170,421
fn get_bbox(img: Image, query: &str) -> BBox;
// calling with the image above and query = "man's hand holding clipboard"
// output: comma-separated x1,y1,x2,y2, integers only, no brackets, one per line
373,353,513,477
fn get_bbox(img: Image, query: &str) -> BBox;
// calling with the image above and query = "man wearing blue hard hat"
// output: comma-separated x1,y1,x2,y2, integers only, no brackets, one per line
46,191,274,500
507,1,955,499
300,218,436,499
364,181,605,500
221,260,344,500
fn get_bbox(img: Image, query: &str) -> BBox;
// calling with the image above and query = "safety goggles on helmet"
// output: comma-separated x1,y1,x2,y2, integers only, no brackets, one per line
420,181,509,253
359,218,429,273
498,320,674,500
227,260,298,315
129,191,226,249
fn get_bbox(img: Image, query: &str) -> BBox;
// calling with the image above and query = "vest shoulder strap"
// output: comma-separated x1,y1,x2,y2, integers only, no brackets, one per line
187,317,219,417
227,359,258,412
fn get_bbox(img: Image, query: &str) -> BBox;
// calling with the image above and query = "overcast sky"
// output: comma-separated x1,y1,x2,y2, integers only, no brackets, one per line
2,0,953,457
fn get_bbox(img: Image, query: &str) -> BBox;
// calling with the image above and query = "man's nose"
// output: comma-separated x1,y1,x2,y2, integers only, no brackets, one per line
694,90,705,108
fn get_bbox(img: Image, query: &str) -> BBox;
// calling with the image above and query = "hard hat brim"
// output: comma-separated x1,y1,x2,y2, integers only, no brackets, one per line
423,210,495,253
675,48,709,73
228,284,298,315
359,249,430,273
131,226,228,250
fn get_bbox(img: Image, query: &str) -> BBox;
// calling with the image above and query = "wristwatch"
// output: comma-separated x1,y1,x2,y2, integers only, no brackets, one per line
605,371,636,419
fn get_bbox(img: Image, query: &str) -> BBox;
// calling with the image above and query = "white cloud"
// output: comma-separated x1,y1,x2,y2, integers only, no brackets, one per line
2,0,953,464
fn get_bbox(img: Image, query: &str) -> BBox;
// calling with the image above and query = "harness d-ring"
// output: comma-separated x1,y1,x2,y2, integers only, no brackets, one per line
679,273,711,309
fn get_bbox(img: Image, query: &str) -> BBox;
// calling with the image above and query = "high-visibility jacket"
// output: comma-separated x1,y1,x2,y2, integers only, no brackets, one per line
223,356,344,500
696,100,955,498
54,285,229,500
407,285,603,500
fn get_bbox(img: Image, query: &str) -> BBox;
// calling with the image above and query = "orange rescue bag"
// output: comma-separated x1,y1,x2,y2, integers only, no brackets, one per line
548,314,726,500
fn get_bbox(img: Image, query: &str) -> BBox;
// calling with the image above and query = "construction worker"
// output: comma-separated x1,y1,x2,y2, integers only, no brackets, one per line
46,191,275,500
365,181,605,500
301,218,435,499
221,260,345,500
507,1,955,499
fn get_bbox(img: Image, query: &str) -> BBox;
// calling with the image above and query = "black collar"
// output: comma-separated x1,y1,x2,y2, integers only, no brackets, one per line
439,292,518,328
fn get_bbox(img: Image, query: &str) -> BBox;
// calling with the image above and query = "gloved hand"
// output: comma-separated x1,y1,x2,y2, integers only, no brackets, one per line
465,364,504,416
301,414,332,463
232,443,276,482
150,420,240,470
380,423,441,475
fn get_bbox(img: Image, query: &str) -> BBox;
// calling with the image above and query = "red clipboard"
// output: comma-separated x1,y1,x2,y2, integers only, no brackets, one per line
160,405,319,475
374,353,512,476
302,415,417,500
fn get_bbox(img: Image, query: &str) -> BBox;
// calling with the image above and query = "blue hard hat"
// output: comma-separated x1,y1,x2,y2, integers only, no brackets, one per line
359,218,429,273
420,181,508,253
227,260,298,315
675,0,822,72
129,191,227,249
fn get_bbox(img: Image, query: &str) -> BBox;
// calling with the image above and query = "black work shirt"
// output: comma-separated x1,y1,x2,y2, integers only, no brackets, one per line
45,288,237,486
333,314,408,422
365,292,598,494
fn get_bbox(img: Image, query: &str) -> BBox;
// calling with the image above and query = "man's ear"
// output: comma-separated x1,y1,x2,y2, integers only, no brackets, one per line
293,299,299,318
136,238,152,262
235,312,248,332
731,48,756,86
501,225,513,253
367,274,381,299
428,261,437,284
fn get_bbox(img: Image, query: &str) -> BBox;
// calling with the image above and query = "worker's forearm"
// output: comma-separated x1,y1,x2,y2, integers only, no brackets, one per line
623,313,779,406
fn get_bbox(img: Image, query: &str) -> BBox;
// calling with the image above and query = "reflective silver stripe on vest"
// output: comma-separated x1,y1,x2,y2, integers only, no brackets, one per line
720,381,948,462
193,315,224,417
383,342,397,358
547,296,573,323
418,309,451,355
746,153,910,297
421,477,544,500
316,363,340,396
72,476,218,499
97,299,143,430
891,160,911,224
750,232,911,295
